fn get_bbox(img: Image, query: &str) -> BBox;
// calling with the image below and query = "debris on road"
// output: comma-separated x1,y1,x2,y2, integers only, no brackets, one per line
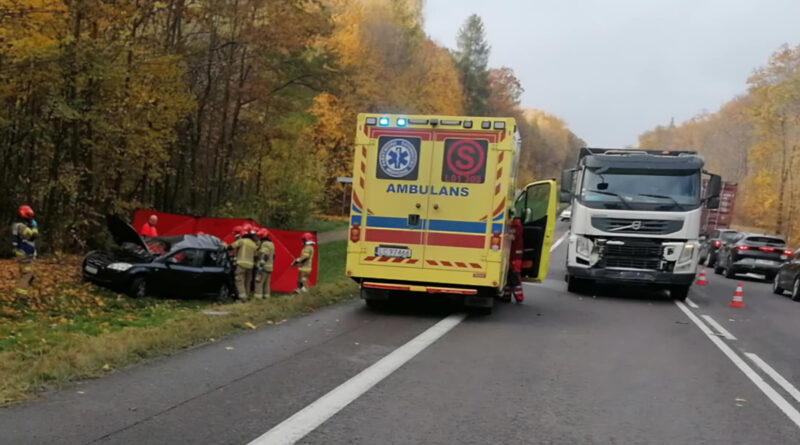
202,310,231,316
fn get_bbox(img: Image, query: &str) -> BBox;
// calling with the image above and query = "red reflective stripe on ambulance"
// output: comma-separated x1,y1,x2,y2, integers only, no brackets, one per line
427,233,485,249
364,228,421,245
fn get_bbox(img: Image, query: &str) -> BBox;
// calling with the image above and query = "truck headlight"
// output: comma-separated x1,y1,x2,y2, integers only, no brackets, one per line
576,236,593,258
678,243,696,264
108,262,133,272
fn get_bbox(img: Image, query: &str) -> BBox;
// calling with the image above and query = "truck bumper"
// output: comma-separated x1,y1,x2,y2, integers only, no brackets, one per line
568,266,695,286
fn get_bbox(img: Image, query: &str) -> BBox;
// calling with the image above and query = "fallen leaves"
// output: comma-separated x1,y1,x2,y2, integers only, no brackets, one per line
1,256,110,317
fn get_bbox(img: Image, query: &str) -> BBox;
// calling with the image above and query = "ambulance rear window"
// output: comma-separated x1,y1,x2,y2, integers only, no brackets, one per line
441,138,488,184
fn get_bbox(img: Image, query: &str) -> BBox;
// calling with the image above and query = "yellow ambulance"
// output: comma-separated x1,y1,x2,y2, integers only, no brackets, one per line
345,114,557,313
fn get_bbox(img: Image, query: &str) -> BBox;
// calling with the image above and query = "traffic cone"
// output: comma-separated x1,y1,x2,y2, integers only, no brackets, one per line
730,282,744,308
696,267,708,286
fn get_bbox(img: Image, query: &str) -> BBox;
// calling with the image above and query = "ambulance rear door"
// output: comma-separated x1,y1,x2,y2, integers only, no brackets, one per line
358,128,434,269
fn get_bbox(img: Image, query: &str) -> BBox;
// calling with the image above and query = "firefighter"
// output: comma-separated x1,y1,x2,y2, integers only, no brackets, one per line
253,228,275,299
291,233,315,293
11,205,38,301
140,214,158,237
228,226,257,301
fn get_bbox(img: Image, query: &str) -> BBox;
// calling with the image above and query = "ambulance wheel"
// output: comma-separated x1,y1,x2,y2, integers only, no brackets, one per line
365,299,389,311
470,306,492,316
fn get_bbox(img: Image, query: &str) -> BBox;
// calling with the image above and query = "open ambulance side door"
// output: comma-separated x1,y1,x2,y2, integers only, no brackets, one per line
514,180,557,282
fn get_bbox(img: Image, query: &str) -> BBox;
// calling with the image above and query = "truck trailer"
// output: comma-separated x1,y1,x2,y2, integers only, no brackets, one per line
560,148,722,300
345,114,557,313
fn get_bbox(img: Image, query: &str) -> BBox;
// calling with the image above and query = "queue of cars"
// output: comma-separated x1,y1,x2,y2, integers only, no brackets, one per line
699,228,800,301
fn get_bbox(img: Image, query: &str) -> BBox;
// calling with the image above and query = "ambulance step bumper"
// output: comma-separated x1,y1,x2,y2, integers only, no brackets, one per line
362,282,478,295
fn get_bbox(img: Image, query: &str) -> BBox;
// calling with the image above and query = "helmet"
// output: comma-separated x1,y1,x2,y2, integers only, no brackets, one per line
18,205,34,219
301,232,314,243
257,228,270,239
232,225,243,235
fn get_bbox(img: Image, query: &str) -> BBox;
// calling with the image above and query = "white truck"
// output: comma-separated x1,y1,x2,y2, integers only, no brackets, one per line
560,148,721,300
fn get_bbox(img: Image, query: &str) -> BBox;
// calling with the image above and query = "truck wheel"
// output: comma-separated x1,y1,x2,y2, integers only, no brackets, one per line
566,276,585,293
670,285,690,301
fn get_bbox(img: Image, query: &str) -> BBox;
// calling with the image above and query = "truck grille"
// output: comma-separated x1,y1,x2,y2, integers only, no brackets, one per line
599,240,663,270
592,217,683,235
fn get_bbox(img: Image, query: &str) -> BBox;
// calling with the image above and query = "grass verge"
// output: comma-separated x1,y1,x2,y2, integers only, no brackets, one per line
304,215,349,233
0,242,356,407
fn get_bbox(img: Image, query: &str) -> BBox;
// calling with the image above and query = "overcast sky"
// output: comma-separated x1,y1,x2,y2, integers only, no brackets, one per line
423,0,800,147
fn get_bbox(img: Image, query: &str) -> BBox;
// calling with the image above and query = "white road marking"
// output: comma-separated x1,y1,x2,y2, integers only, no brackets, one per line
675,301,800,429
686,298,699,309
551,232,568,252
247,314,467,445
701,315,737,340
746,353,800,405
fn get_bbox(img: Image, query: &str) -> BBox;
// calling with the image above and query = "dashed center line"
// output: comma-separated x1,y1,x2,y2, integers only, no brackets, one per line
701,314,737,340
675,301,800,429
746,353,800,405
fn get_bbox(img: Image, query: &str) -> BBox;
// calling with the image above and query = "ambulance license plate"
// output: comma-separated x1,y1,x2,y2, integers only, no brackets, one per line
375,246,411,259
84,265,98,275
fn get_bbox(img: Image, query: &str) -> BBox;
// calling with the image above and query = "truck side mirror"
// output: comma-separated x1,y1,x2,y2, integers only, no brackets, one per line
705,174,722,209
560,169,574,193
560,169,575,203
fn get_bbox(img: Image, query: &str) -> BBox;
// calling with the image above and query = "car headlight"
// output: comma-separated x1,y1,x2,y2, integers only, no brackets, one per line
678,243,696,263
108,262,133,272
576,236,593,258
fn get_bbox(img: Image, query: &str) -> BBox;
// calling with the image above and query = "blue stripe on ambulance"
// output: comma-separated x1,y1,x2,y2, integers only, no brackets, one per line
351,215,362,225
427,220,487,234
365,216,489,234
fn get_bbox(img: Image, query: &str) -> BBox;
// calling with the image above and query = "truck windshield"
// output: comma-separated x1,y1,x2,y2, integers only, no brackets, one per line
580,168,701,211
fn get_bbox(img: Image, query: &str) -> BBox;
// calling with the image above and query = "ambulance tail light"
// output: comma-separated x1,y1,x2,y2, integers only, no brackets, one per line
490,231,502,251
350,224,361,243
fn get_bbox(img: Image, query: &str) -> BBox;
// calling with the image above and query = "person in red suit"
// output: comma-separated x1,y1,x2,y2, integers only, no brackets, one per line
139,214,158,238
507,216,524,303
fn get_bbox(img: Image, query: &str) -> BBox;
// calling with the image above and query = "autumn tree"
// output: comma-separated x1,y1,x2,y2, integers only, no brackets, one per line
454,14,491,116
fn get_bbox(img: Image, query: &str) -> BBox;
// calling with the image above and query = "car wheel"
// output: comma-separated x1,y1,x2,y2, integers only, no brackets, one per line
713,258,724,275
773,274,785,295
724,261,735,279
705,252,715,268
217,283,233,302
128,276,147,298
792,278,800,302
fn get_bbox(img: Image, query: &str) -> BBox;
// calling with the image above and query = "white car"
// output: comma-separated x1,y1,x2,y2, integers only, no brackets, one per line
559,206,572,221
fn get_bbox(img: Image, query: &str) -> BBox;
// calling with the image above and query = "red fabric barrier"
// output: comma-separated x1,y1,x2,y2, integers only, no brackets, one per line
132,209,318,293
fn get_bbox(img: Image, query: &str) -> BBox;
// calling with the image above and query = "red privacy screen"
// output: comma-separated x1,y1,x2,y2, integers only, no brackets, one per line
132,209,318,293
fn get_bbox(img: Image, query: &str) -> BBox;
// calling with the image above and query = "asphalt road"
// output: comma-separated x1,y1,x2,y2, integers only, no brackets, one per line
3,222,800,444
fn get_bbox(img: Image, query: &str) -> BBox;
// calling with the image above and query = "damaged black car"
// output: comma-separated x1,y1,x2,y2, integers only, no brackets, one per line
82,216,235,299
